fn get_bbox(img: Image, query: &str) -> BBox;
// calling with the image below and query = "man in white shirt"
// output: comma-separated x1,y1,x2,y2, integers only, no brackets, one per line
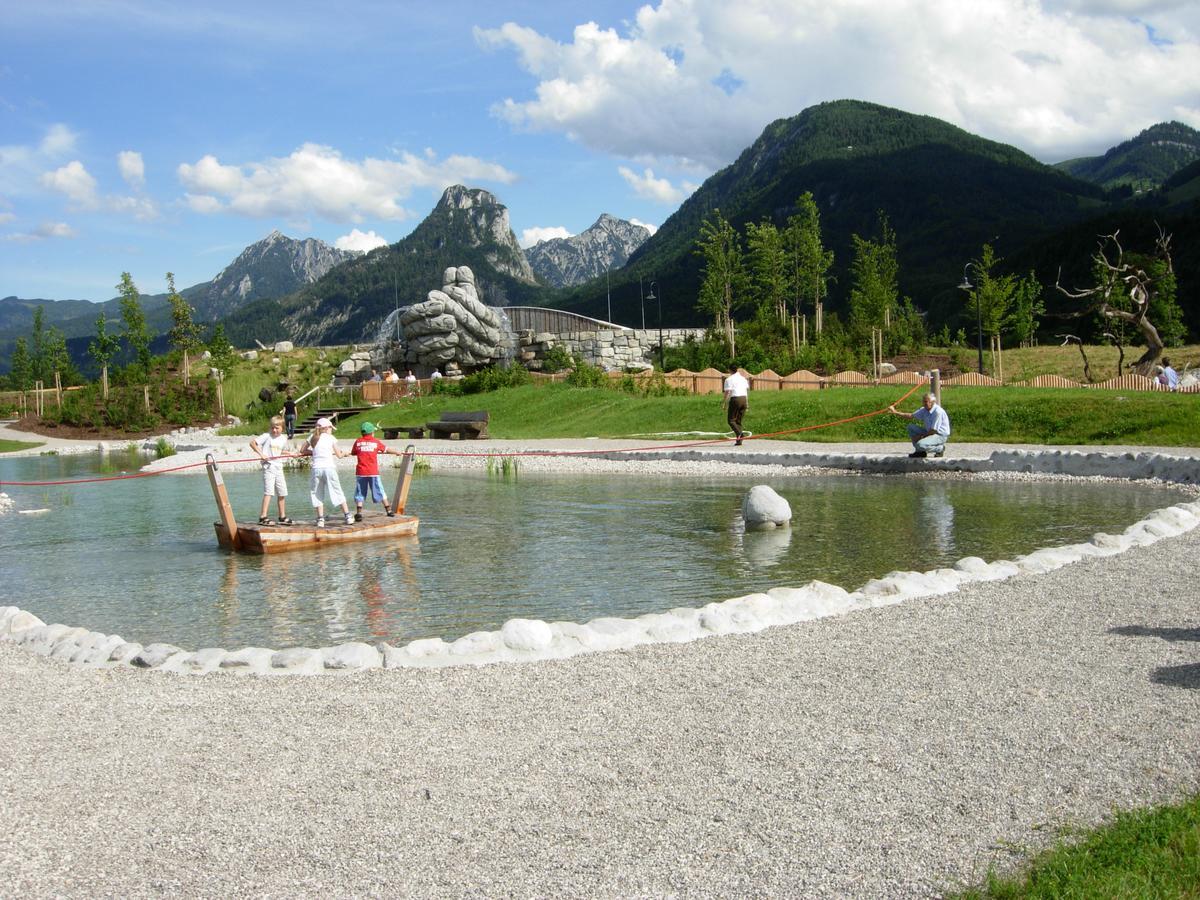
722,365,750,446
889,392,951,458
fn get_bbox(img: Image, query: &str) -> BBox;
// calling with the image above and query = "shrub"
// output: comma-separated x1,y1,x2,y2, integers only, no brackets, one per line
565,361,608,388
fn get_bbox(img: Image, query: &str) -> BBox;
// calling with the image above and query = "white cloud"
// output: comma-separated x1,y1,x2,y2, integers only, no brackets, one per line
118,150,145,189
629,217,658,236
0,123,79,195
40,160,98,207
478,0,1200,166
3,221,76,242
520,225,572,248
335,228,388,253
618,166,697,204
177,143,518,222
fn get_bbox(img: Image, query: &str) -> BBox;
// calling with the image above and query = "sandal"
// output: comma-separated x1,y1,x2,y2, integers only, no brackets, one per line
278,517,294,526
257,516,272,526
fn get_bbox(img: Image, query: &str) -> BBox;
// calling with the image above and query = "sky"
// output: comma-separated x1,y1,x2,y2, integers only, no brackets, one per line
2,0,1198,303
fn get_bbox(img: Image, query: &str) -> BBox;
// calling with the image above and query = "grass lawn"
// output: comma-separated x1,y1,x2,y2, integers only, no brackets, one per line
955,793,1200,898
0,438,43,453
325,382,1200,447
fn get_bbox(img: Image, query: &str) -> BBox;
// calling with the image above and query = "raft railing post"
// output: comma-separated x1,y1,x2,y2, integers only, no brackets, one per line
392,445,416,516
206,453,242,550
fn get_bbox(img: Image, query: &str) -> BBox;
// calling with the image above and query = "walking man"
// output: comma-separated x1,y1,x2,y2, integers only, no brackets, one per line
723,365,750,446
889,392,951,458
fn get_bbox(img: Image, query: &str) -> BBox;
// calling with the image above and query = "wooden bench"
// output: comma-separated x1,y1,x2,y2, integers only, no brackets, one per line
426,410,489,440
380,425,426,440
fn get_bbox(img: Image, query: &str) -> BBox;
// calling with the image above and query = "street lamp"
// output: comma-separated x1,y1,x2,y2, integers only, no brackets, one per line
958,263,985,375
645,280,665,371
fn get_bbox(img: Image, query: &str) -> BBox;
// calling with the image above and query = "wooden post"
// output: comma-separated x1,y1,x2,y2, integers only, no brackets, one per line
54,371,62,407
216,382,225,419
183,349,190,386
35,380,43,417
802,313,807,347
206,454,242,550
143,385,151,413
391,445,416,515
931,369,942,407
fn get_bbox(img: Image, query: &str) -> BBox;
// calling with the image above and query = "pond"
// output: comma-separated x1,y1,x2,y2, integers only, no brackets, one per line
0,451,1184,651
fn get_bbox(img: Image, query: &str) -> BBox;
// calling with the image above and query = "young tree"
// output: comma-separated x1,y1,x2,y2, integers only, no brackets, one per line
694,209,750,357
9,337,32,391
207,322,237,373
1006,272,1045,347
1054,228,1177,375
166,272,202,382
964,243,1018,341
117,272,152,372
88,313,122,399
848,211,899,336
745,220,788,324
784,192,834,335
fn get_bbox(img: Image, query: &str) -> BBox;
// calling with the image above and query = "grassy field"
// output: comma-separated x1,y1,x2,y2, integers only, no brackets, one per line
956,793,1200,898
0,438,43,453
319,381,1200,447
998,343,1200,383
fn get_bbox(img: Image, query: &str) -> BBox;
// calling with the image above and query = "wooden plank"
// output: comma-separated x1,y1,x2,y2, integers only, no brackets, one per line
229,514,420,555
440,410,489,423
392,445,415,515
206,455,242,550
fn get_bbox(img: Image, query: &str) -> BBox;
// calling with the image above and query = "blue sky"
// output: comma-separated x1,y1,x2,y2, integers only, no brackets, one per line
2,0,1198,303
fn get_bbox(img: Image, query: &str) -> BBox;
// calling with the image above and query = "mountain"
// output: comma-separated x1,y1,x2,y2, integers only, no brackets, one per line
219,186,549,347
525,214,651,287
1054,122,1200,192
185,230,358,320
551,99,1114,329
0,232,357,374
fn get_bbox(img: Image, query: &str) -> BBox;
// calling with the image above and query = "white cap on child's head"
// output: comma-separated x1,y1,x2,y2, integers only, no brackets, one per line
316,417,333,428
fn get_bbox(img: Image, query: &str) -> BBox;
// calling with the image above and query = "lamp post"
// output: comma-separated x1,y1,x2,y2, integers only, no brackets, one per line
958,263,984,375
646,280,664,371
639,278,645,330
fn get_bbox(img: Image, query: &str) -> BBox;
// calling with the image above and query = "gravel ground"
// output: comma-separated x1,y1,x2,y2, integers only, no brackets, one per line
1,433,1199,897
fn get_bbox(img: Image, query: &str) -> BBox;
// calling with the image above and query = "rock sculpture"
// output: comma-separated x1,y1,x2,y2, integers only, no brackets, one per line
742,485,792,529
400,266,504,370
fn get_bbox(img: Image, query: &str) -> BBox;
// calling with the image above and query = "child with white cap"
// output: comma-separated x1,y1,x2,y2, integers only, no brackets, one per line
300,417,353,527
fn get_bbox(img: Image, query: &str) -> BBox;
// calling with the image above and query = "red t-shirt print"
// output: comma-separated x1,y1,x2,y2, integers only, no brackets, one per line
351,436,388,476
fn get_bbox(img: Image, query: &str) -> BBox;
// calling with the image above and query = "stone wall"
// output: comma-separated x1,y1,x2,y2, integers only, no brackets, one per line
516,327,706,371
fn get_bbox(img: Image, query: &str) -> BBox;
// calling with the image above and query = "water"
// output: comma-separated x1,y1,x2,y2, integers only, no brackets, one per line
0,452,1184,651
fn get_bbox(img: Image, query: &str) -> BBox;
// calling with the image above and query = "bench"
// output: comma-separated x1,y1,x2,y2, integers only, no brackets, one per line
380,425,426,440
426,410,489,440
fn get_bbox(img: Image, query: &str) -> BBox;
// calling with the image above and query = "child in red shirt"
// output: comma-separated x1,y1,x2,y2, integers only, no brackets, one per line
350,422,401,521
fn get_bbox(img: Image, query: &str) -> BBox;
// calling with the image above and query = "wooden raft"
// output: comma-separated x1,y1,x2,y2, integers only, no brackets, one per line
206,447,419,555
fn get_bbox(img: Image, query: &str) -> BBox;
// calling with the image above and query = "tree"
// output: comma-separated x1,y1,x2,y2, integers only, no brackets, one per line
964,243,1018,341
166,272,202,382
9,337,32,391
88,313,122,399
694,209,750,357
1006,272,1045,348
117,272,152,372
207,323,237,372
1054,228,1176,375
745,220,788,324
783,192,834,336
848,211,899,336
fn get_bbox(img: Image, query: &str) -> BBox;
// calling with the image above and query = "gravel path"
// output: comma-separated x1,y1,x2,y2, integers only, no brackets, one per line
1,433,1199,896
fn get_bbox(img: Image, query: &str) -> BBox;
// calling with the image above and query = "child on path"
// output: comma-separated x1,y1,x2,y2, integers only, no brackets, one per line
301,417,353,527
250,415,294,525
350,421,401,520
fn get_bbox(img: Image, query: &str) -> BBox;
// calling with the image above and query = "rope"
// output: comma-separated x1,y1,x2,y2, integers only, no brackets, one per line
0,380,928,486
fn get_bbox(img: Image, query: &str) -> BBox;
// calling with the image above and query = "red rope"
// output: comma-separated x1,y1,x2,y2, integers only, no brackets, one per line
0,380,928,486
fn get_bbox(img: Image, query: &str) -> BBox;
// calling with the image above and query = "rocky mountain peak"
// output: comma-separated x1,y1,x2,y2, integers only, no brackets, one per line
526,214,651,288
433,185,536,284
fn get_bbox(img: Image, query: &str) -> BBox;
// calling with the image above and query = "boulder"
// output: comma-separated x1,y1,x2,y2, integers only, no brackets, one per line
273,341,294,353
400,266,505,372
742,485,792,529
239,350,259,361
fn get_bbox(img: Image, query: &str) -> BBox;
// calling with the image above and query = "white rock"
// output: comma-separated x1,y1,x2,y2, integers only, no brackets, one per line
218,647,274,673
742,485,792,528
131,643,185,668
321,642,382,670
270,647,324,673
501,618,554,652
273,341,294,353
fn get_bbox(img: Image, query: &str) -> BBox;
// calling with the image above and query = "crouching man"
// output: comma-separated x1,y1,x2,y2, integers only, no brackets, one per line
889,392,950,459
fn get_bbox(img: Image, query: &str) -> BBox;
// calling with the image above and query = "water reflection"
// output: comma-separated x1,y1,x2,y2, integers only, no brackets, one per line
0,454,1186,651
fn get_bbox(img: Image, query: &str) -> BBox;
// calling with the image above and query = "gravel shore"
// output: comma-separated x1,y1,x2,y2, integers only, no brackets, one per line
1,435,1198,896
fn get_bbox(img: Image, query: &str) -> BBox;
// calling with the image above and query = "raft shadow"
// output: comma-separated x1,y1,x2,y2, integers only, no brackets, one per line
1109,625,1200,643
1151,664,1200,690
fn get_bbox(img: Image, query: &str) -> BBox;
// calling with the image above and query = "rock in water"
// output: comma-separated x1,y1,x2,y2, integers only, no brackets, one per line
742,485,792,529
400,266,505,371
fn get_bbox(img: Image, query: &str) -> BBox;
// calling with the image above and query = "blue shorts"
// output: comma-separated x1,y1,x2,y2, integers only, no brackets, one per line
354,475,386,504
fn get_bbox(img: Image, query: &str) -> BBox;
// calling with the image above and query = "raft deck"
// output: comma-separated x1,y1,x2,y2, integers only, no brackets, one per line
215,512,419,554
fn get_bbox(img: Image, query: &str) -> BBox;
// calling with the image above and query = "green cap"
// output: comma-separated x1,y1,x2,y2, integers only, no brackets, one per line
360,421,376,434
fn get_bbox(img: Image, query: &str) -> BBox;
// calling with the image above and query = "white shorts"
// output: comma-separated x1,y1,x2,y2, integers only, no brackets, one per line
262,467,288,497
310,466,346,508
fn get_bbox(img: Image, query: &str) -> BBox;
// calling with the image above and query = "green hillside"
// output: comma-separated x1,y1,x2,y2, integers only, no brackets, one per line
1055,121,1200,191
554,99,1110,330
